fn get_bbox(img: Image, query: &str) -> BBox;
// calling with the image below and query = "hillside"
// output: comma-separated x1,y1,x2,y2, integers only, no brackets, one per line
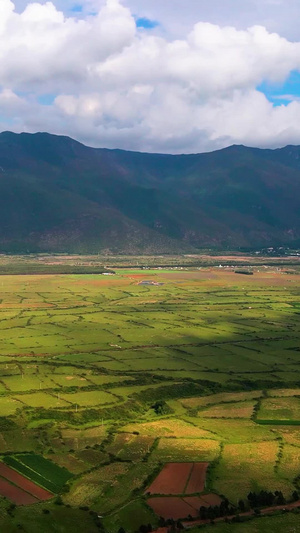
0,131,299,253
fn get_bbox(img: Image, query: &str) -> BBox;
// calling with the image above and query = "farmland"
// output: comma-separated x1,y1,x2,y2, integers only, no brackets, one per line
0,256,298,531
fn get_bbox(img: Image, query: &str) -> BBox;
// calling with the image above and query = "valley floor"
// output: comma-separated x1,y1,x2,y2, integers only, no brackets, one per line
0,256,298,532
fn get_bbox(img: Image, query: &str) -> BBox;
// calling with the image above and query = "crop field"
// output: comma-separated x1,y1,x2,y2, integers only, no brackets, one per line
181,390,262,409
150,437,220,463
212,441,291,500
147,462,194,495
0,261,298,531
0,477,39,505
257,397,300,422
122,419,215,438
199,400,255,418
146,462,221,520
3,454,72,493
0,462,53,503
147,494,223,520
147,497,201,520
147,462,209,495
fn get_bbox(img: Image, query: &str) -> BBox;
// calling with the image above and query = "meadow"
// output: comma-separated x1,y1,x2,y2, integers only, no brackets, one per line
0,259,298,531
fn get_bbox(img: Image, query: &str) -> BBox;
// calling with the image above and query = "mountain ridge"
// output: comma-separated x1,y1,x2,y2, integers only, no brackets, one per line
0,131,299,253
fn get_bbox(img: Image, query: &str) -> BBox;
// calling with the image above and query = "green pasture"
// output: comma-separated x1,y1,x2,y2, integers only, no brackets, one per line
0,396,24,415
104,500,157,533
14,392,70,408
257,397,300,422
0,499,101,533
2,374,55,392
59,390,118,407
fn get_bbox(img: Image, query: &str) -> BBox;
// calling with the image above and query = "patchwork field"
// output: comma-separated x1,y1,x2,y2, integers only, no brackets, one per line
146,462,220,520
0,462,53,504
0,261,298,532
2,454,73,494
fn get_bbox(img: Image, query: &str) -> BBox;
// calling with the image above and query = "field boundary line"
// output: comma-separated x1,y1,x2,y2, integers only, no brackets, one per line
183,462,194,494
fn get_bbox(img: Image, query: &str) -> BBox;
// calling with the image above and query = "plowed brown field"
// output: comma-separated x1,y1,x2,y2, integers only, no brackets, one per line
147,494,223,520
146,462,210,495
147,463,192,495
185,462,209,493
201,493,222,506
0,478,38,505
0,463,52,501
147,497,199,520
146,462,221,520
183,496,206,509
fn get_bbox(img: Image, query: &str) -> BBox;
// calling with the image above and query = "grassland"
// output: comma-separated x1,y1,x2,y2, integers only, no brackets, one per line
0,257,298,531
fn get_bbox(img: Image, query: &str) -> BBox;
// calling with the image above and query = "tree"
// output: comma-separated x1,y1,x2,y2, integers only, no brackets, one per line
238,500,245,512
151,400,170,415
199,506,207,520
276,491,285,505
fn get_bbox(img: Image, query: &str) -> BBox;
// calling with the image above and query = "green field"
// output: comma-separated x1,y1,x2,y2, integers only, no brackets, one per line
0,261,298,532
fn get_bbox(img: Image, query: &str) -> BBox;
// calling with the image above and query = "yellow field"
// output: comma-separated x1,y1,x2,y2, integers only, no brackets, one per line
121,419,215,438
64,463,130,506
181,391,262,409
200,400,255,419
151,438,220,462
214,441,293,499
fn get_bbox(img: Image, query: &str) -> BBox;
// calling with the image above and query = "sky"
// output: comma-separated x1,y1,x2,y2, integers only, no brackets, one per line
2,0,300,153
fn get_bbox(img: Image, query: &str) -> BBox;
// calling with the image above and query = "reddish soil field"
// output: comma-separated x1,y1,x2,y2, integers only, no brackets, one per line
148,494,224,520
147,497,199,520
0,463,52,501
0,478,38,505
182,494,222,509
201,493,222,506
147,463,192,495
185,462,209,493
146,462,210,496
183,496,208,510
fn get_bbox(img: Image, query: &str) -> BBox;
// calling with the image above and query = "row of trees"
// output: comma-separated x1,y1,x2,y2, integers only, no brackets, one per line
199,498,235,520
118,490,300,533
247,489,291,508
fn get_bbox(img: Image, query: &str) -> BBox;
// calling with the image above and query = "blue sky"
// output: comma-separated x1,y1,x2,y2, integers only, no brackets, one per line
2,0,300,153
70,4,83,13
135,17,159,30
258,71,300,106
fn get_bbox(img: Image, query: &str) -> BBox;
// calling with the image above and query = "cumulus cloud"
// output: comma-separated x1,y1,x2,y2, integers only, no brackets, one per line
2,0,300,152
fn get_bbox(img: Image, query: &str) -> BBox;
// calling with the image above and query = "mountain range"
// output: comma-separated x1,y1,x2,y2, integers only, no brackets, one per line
0,131,299,253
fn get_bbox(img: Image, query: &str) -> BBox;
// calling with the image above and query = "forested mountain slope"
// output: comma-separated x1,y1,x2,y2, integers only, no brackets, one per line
0,131,299,252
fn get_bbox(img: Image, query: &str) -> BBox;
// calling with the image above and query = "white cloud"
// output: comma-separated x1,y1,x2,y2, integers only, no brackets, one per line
1,0,300,152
